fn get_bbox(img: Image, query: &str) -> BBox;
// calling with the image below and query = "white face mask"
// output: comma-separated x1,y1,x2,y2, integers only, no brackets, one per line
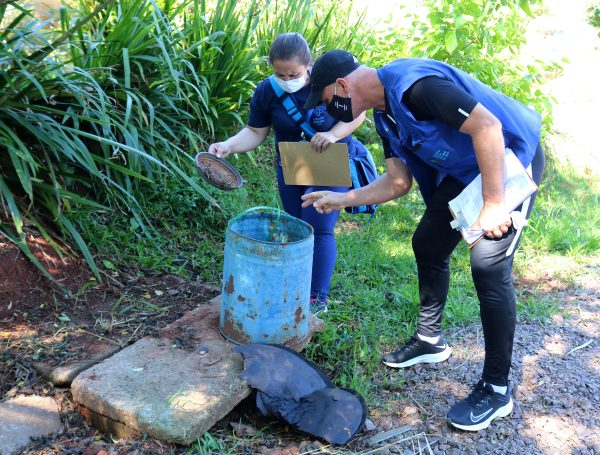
273,75,307,93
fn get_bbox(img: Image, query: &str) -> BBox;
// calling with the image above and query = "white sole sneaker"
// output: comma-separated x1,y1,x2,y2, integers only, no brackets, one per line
382,345,452,368
448,398,514,431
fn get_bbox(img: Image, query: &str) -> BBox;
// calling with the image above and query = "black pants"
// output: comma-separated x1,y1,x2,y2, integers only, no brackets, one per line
411,144,545,386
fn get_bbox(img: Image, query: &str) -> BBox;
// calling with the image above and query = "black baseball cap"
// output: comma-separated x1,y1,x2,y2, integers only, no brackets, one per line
304,49,360,109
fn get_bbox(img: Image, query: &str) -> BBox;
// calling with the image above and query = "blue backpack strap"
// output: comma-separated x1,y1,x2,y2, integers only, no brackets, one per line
268,76,317,139
345,143,379,218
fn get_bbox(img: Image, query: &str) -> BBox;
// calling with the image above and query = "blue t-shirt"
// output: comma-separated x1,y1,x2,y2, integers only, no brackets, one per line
247,78,351,150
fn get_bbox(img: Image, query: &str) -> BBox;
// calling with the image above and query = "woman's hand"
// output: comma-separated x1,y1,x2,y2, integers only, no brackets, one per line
208,126,269,158
208,142,233,159
310,132,338,152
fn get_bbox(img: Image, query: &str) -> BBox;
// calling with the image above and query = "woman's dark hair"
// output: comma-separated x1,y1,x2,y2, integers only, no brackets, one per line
268,33,312,66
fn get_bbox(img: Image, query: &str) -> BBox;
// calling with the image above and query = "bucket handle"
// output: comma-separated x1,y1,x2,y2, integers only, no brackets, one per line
232,206,287,221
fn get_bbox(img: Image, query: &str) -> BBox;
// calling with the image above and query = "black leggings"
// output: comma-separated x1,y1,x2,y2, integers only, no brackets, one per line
411,144,545,386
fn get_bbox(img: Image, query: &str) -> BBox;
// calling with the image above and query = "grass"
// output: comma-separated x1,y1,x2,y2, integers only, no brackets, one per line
77,128,600,409
4,0,597,451
313,140,599,399
78,139,279,281
80,112,598,355
521,157,600,255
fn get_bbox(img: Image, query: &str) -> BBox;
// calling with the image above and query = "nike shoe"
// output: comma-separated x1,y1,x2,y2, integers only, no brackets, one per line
381,334,451,368
447,380,513,431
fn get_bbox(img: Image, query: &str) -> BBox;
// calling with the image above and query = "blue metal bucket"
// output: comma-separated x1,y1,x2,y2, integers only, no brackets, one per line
219,207,314,345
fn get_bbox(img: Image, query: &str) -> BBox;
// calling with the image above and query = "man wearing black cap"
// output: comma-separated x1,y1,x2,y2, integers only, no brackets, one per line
301,50,545,431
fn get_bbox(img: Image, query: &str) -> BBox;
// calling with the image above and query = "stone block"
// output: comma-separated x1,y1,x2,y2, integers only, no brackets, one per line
0,395,62,455
33,344,121,387
72,297,323,445
72,336,250,445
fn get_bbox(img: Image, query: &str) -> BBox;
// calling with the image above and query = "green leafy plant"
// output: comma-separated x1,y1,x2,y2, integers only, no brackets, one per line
0,0,252,281
188,432,236,455
588,1,600,31
406,0,558,132
0,0,371,281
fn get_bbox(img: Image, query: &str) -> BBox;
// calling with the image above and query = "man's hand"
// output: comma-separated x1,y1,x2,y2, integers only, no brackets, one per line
474,203,512,238
301,191,348,214
310,132,338,152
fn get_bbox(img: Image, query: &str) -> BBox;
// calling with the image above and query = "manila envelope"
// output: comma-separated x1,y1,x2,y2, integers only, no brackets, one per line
279,142,352,187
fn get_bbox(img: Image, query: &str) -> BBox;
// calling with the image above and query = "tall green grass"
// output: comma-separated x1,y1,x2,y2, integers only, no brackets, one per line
519,154,600,255
4,0,593,412
0,0,365,280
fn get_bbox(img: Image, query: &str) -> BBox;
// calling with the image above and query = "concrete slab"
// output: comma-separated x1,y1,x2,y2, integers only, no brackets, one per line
33,344,121,387
0,395,62,455
72,296,323,445
72,335,249,445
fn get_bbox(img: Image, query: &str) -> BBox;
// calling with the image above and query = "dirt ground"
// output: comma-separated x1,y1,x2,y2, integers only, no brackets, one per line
0,233,221,397
2,0,600,454
1,235,598,455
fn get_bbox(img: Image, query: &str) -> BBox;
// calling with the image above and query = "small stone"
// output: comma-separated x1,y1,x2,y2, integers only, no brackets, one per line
402,405,418,416
364,418,377,431
83,443,105,455
304,441,324,452
475,443,487,452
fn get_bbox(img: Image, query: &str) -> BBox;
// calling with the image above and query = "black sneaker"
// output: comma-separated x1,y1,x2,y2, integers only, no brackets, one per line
381,334,451,368
447,380,513,431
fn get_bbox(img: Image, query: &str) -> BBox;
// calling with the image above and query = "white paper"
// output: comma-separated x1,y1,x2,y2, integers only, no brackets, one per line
448,148,537,246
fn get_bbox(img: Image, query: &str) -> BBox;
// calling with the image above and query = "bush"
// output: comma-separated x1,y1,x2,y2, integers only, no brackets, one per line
0,0,558,281
589,2,600,30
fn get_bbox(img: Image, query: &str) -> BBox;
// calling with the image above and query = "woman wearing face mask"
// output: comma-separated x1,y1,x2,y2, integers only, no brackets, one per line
208,33,369,313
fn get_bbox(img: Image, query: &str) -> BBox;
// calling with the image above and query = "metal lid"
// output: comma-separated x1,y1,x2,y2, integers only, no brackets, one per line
194,152,243,191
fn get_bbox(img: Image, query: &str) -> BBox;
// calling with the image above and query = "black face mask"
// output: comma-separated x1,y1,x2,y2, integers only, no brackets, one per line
326,85,354,123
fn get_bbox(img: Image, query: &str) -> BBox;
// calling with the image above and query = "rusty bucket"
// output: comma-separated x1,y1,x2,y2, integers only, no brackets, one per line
219,207,314,345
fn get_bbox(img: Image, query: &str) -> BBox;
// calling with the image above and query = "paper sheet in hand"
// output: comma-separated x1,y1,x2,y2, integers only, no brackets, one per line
279,142,351,186
448,148,538,247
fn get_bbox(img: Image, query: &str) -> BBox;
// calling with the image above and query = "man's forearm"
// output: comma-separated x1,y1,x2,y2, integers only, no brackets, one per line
345,171,411,207
471,127,506,206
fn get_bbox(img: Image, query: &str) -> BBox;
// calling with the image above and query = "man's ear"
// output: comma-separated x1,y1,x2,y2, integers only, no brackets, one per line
335,78,350,94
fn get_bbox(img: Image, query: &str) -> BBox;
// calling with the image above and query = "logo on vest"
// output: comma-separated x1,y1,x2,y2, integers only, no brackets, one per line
431,149,449,163
311,106,326,127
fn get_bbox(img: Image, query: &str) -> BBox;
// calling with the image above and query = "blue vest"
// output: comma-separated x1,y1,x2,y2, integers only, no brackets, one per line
374,58,542,202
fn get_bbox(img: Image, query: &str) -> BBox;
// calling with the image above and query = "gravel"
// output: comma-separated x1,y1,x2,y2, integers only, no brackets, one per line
357,258,600,455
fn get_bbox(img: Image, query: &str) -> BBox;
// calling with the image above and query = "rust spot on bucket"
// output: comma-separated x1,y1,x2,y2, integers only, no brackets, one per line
294,306,304,324
225,275,235,295
283,334,301,347
237,294,246,302
221,316,250,344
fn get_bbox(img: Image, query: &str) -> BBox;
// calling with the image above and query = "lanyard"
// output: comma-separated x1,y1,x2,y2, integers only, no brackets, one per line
268,76,317,140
